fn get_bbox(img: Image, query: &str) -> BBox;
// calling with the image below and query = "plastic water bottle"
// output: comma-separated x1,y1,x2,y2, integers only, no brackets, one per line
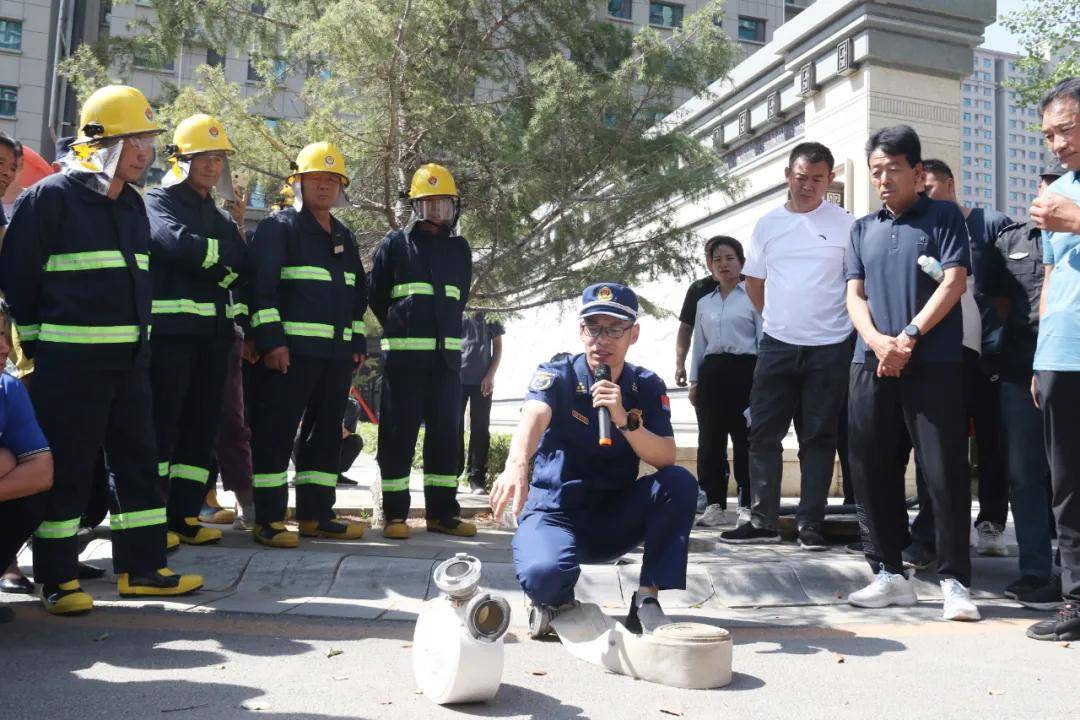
918,255,944,283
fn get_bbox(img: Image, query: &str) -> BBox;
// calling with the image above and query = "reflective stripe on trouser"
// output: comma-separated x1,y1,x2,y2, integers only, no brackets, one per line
377,365,462,521
29,364,167,585
248,355,353,524
150,335,232,523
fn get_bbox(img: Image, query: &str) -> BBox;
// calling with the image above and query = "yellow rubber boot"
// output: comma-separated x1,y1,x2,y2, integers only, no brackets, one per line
39,580,94,615
253,521,299,548
199,490,237,525
298,519,366,540
427,517,477,537
382,519,411,540
166,530,180,552
173,517,223,546
118,568,204,597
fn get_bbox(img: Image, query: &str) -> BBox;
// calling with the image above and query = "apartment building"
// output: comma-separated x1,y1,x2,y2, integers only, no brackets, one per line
961,47,1049,220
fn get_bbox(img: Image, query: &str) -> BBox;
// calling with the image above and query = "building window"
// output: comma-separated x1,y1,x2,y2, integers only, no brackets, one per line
649,2,683,28
206,48,226,68
963,97,972,107
737,16,766,42
248,56,287,83
963,141,971,151
134,51,175,72
0,20,22,51
608,0,632,20
0,85,15,117
983,58,992,68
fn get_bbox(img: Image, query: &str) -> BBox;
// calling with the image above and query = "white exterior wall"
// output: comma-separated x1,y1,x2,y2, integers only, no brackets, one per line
0,0,53,152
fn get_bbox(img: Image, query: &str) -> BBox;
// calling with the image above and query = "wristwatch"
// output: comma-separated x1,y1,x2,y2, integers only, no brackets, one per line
618,412,641,433
903,323,921,339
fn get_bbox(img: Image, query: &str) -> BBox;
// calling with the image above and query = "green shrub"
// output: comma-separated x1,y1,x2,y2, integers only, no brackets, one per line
357,423,512,492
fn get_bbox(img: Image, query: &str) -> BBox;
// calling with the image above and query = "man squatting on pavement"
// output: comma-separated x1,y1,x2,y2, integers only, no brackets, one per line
491,283,698,639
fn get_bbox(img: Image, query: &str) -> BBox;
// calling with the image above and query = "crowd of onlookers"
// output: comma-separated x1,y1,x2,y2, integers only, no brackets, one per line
677,77,1080,642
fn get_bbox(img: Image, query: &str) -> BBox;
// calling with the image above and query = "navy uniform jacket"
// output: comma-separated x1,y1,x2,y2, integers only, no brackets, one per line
0,173,152,370
523,353,673,513
368,224,471,371
248,206,367,360
145,183,247,338
982,220,1044,382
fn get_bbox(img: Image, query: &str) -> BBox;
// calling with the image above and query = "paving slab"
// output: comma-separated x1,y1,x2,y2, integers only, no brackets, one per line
617,562,716,608
291,555,434,620
703,562,812,607
202,550,344,615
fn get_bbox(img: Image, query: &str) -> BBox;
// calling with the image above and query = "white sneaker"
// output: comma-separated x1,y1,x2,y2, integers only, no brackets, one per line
974,521,1008,557
232,504,255,531
941,578,981,621
695,504,731,527
848,566,918,608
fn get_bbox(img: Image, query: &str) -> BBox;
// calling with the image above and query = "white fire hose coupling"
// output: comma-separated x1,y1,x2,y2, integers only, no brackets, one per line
412,553,512,705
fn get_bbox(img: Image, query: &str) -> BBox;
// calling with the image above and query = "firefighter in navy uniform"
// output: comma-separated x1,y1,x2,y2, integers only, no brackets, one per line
144,114,247,546
0,85,203,614
247,142,368,548
489,284,698,638
369,163,474,540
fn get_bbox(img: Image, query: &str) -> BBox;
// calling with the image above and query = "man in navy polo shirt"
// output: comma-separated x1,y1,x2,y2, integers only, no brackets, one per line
490,283,697,639
843,125,979,621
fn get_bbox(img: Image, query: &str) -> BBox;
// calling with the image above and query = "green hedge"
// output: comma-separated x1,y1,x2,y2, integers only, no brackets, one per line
357,423,511,491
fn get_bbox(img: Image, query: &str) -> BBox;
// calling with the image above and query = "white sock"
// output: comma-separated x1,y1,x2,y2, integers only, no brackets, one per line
636,588,658,607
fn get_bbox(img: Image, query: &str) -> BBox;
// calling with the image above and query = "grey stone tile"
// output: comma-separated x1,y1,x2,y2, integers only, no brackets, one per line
290,556,434,620
202,550,343,614
789,558,876,604
703,563,811,607
617,562,716,608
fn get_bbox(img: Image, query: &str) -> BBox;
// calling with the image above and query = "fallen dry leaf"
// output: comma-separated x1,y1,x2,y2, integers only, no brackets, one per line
375,698,392,705
602,603,622,609
1058,642,1071,649
657,704,684,717
93,632,109,642
834,590,844,599
400,643,413,648
326,648,344,658
529,669,548,676
832,652,845,664
988,689,1006,696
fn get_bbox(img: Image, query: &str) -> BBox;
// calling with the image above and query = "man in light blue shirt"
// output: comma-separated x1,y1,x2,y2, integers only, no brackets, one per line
1028,76,1080,643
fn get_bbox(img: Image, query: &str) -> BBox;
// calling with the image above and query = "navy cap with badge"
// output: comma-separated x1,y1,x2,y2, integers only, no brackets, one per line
579,283,638,322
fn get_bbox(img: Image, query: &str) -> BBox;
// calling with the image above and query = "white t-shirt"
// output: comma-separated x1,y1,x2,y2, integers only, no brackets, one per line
743,201,854,346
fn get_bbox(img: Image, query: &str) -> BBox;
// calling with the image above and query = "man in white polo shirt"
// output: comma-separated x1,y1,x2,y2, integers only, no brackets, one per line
720,142,854,549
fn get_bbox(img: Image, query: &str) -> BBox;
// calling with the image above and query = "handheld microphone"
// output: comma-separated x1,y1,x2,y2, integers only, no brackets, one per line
595,363,612,447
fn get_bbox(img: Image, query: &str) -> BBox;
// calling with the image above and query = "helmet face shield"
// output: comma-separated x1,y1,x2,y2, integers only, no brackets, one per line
162,152,235,201
412,196,459,227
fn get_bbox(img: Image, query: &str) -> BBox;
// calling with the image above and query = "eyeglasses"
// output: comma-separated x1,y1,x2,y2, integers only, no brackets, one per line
580,323,633,340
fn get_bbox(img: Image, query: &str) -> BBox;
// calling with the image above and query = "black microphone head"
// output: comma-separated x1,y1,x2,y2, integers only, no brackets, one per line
594,363,611,381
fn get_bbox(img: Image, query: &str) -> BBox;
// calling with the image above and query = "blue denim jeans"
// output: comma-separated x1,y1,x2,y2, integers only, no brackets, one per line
999,378,1053,580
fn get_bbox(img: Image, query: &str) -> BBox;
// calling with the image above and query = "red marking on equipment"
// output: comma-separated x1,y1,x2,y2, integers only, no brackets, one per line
660,395,670,411
427,176,438,186
209,126,220,137
145,107,154,121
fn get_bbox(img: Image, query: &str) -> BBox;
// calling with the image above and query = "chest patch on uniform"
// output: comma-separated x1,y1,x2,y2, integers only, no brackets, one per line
529,371,556,392
571,410,589,426
575,382,587,395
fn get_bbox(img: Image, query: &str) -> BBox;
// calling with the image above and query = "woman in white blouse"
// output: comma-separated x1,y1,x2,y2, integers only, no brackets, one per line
689,237,762,527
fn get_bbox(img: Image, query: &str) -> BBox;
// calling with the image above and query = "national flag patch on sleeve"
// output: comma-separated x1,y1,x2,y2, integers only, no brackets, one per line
660,394,671,411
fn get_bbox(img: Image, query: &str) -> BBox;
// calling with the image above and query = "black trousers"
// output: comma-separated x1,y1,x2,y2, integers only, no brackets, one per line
340,433,362,474
748,335,850,530
0,491,46,573
848,362,971,585
695,353,755,508
909,348,1008,548
249,356,353,524
1035,370,1080,600
377,365,462,521
150,335,232,525
30,363,168,585
459,383,493,486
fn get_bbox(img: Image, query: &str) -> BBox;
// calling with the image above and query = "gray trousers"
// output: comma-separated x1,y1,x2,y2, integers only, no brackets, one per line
748,334,851,531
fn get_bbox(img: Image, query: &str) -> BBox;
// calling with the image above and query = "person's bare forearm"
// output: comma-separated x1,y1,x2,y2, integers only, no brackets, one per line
624,430,676,469
505,401,550,472
486,336,503,380
846,281,881,345
0,452,53,502
910,267,966,334
675,322,691,367
744,276,765,315
1039,265,1053,320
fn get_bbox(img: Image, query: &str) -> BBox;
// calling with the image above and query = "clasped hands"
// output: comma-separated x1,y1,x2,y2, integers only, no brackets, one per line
869,331,917,378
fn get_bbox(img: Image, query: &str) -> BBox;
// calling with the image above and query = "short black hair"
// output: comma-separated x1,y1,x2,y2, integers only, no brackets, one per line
788,142,835,172
1038,76,1080,116
865,124,921,167
705,235,744,265
922,158,953,181
0,131,21,160
0,297,10,333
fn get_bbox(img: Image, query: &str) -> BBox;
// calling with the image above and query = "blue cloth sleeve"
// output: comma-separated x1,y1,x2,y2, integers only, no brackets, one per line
938,204,973,273
524,362,562,411
1,375,49,458
844,220,865,281
642,375,674,437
